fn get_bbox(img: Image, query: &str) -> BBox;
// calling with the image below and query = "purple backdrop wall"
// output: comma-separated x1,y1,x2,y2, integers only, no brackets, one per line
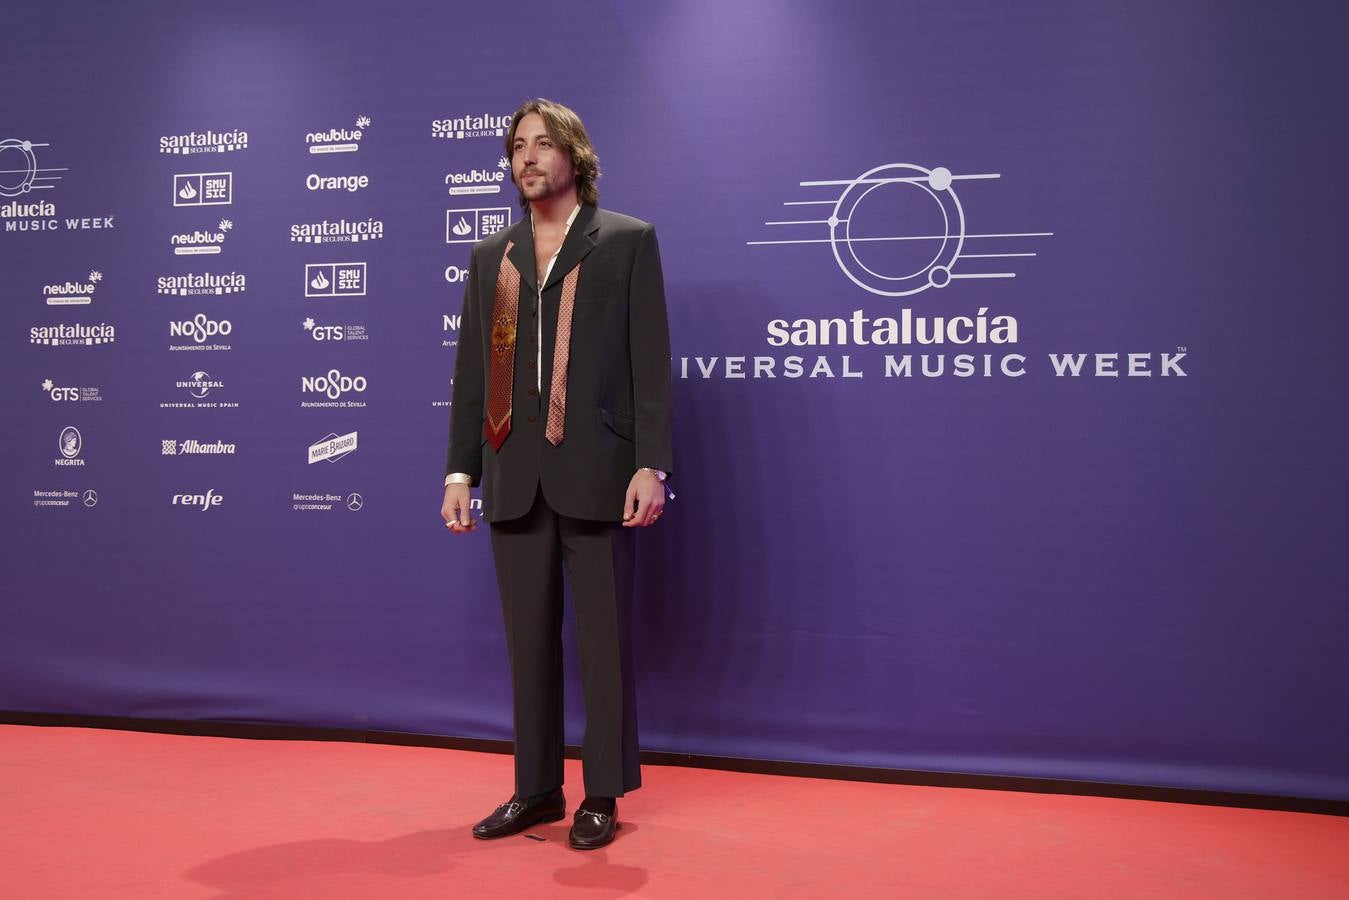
3,0,1346,801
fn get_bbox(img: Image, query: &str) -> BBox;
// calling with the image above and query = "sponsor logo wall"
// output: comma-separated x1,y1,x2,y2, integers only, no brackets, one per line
3,0,1342,804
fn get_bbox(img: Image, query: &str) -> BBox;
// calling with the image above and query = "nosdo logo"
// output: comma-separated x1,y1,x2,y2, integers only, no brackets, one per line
159,129,249,155
170,313,233,343
290,217,384,244
306,115,370,154
301,369,367,400
445,157,510,196
172,218,233,255
748,162,1050,300
44,270,102,306
30,322,116,347
174,172,232,207
306,173,368,193
172,489,223,511
431,112,512,140
157,270,246,296
446,207,511,243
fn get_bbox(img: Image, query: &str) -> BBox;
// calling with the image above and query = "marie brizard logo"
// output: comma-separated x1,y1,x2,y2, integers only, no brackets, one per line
749,163,1051,299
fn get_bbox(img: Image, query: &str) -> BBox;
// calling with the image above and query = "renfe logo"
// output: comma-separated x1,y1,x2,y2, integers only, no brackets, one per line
174,173,232,207
172,489,223,511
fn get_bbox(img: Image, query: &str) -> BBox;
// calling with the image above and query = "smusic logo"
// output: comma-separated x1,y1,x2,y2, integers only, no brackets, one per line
157,270,247,296
44,270,102,306
431,111,512,140
446,207,511,244
289,217,384,244
171,218,233,255
159,129,249,155
306,116,370,154
174,172,232,207
305,263,366,298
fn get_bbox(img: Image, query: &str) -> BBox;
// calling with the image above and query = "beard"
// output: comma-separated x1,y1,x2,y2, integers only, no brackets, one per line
515,168,574,202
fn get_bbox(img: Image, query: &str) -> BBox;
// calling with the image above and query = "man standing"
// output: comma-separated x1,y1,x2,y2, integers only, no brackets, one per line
442,98,673,850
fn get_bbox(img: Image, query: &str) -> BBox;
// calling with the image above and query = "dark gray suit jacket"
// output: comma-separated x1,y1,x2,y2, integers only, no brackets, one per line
446,204,674,522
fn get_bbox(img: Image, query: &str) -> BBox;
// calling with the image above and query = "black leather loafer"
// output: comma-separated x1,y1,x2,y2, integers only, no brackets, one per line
472,788,566,839
568,807,619,850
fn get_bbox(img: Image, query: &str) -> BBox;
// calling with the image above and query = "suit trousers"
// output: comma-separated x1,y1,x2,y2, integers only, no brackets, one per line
488,486,642,799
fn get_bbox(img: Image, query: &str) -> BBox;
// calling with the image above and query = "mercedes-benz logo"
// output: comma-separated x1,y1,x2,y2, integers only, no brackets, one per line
82,489,99,508
346,492,363,511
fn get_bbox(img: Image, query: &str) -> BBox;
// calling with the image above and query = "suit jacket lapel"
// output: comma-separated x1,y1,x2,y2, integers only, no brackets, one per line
503,217,536,293
543,205,599,292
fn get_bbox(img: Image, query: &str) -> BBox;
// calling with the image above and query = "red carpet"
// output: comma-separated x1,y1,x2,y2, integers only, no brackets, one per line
1,725,1345,898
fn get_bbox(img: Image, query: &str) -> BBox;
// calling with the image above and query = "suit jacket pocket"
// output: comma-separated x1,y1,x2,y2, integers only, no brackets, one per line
577,276,622,305
598,408,636,442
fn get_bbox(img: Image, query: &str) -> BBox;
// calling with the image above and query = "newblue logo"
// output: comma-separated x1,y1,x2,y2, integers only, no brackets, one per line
171,219,233,255
445,158,510,196
306,116,370,154
43,270,101,306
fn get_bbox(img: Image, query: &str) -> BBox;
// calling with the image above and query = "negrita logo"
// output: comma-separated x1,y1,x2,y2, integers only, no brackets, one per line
43,270,101,306
159,129,249,155
174,172,232,207
306,116,370,154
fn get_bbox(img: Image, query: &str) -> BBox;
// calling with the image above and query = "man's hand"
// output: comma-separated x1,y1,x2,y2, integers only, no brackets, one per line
442,483,477,533
622,469,665,527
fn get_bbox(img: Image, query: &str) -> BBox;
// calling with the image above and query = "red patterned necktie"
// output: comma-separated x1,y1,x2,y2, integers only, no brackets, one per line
546,265,580,445
484,241,519,451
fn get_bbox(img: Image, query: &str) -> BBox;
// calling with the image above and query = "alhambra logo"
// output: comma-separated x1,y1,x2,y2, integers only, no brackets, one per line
446,158,510,196
749,162,1051,299
306,116,370,154
44,270,102,306
159,129,249,155
174,172,232,207
157,270,246,296
431,111,512,140
171,219,233,255
290,217,384,243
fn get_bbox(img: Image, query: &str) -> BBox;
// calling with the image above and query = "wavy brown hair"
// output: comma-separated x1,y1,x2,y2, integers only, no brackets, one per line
506,98,601,208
